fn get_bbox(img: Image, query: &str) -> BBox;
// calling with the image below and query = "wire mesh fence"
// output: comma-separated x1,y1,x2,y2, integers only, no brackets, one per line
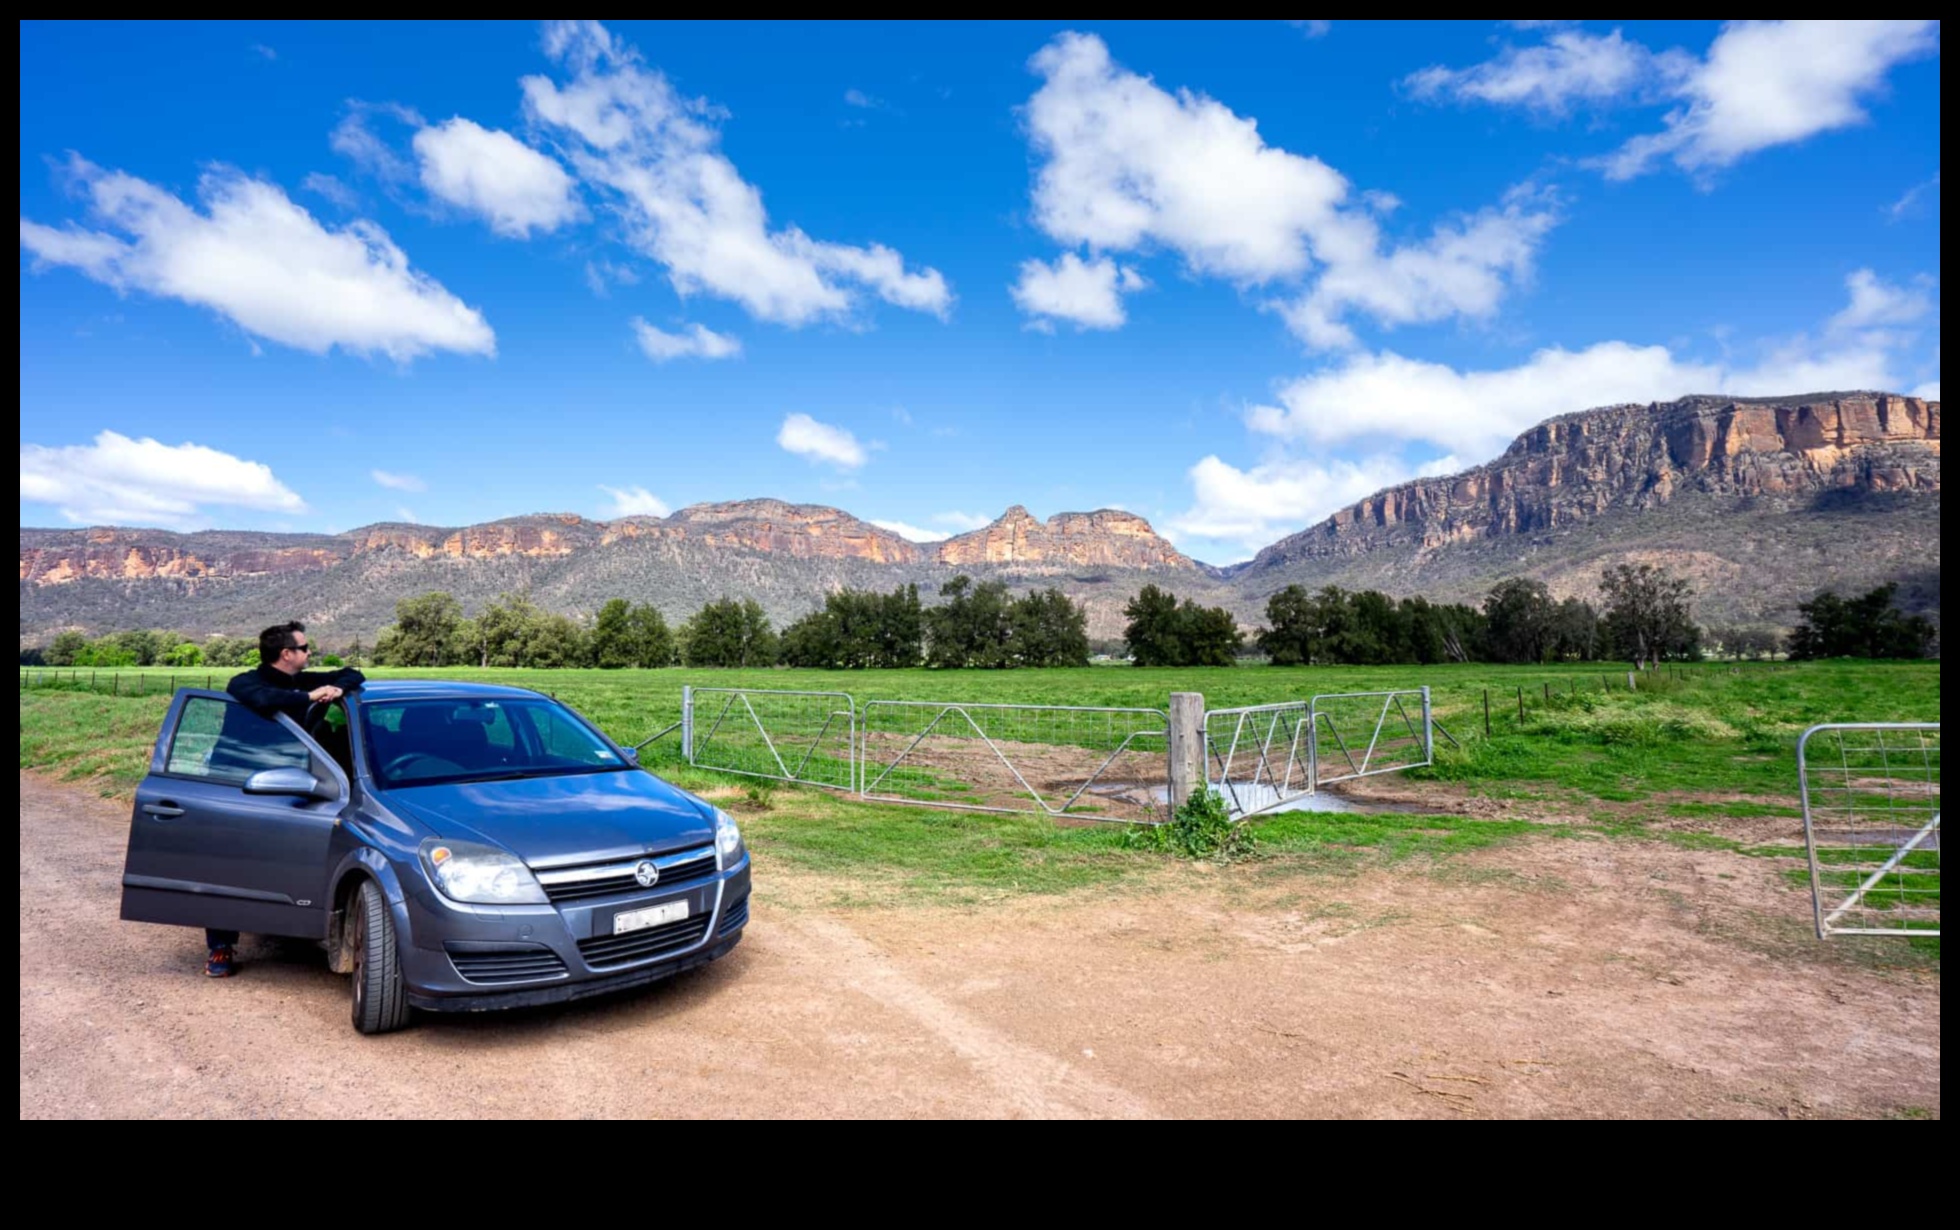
1205,702,1314,818
684,687,858,792
1309,689,1433,787
19,669,227,696
1797,723,1940,939
859,701,1170,823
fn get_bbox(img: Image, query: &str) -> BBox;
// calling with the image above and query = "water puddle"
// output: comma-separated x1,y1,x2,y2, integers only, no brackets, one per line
1084,780,1428,817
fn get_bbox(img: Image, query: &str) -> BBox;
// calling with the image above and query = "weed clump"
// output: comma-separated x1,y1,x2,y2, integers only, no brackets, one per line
1126,789,1257,862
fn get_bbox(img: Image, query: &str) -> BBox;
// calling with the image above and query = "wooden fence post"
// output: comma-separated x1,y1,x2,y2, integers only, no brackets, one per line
1168,692,1205,810
1483,689,1491,738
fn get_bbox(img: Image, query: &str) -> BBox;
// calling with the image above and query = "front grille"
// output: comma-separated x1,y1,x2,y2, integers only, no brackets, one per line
541,848,718,904
578,915,712,968
448,945,569,985
718,896,750,935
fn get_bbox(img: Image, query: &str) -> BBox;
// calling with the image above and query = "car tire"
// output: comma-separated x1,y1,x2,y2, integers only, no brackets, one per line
350,879,411,1035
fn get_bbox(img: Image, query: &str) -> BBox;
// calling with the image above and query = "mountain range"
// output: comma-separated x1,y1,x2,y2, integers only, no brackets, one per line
18,392,1941,644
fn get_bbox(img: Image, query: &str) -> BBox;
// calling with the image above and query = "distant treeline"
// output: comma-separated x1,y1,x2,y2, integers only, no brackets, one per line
20,569,1936,670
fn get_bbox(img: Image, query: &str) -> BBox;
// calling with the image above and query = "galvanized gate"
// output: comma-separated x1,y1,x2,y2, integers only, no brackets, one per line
1205,689,1434,817
683,686,858,792
1797,722,1940,939
859,701,1170,823
1309,689,1433,786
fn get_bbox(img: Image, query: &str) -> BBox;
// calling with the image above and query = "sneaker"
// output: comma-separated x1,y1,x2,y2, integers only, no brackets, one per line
205,945,236,978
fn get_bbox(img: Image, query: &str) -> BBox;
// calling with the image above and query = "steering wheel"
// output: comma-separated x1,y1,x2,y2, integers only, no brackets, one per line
382,752,463,780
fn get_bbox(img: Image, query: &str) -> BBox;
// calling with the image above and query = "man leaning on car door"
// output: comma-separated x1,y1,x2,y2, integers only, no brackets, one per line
200,621,366,979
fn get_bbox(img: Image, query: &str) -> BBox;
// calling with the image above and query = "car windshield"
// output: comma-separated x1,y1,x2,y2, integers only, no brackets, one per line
361,697,627,789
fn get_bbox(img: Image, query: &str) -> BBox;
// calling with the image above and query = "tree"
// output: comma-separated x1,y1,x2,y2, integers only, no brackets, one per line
161,641,203,667
681,598,777,667
1259,585,1322,666
521,611,589,668
1787,584,1937,659
1548,597,1603,661
590,599,638,669
1483,578,1557,664
44,630,88,667
1009,587,1090,667
925,576,1012,668
1599,563,1699,667
1123,584,1184,667
626,603,677,667
376,592,463,666
1178,600,1244,666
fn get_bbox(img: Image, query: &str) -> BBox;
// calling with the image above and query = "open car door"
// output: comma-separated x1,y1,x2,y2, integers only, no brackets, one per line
120,690,351,940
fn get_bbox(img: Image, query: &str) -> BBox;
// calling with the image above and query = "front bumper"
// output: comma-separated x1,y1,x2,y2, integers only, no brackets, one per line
396,854,751,1010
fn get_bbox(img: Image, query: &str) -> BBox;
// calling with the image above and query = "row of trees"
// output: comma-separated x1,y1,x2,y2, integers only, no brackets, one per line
1787,584,1938,659
1253,564,1701,667
1123,586,1244,667
363,577,1093,670
28,628,305,669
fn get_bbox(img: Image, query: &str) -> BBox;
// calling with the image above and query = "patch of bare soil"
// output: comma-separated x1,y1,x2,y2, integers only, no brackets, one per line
18,772,1938,1119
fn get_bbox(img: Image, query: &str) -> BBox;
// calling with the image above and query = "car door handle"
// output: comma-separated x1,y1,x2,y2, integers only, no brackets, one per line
142,802,185,818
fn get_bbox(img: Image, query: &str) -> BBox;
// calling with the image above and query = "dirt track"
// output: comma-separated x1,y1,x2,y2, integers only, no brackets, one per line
19,772,1940,1119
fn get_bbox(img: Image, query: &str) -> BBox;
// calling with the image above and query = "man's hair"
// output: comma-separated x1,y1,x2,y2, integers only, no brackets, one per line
258,621,307,666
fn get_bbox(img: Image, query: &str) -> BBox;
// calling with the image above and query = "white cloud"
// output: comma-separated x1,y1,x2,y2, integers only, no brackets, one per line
522,20,952,325
1019,32,1555,345
1598,21,1940,181
1911,381,1940,400
1884,173,1940,222
20,430,307,528
1404,28,1684,114
843,88,882,109
301,172,359,210
599,484,669,517
1292,21,1332,39
870,519,951,542
583,258,640,296
395,506,420,524
1167,453,1433,558
331,102,422,183
18,156,495,361
251,43,277,62
777,413,867,469
1828,267,1934,336
934,510,995,531
1010,252,1147,330
412,117,582,238
370,469,426,492
631,316,741,361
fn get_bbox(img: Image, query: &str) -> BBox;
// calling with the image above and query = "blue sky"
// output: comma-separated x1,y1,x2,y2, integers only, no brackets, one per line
18,20,1942,562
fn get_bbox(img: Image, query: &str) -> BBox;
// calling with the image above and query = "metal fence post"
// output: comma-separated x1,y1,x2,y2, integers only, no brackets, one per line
1422,685,1434,764
681,685,693,763
1168,692,1204,810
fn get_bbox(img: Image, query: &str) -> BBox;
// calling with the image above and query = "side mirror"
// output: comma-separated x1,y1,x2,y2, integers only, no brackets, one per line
244,767,334,799
619,747,640,767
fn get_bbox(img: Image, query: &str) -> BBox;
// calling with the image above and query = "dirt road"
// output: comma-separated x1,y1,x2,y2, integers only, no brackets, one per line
19,772,1940,1118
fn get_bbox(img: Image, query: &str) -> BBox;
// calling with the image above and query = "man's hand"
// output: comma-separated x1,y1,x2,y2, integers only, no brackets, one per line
307,685,344,704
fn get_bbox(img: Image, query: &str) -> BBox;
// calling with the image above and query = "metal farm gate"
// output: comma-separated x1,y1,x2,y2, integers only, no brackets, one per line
1797,722,1941,939
680,685,1434,824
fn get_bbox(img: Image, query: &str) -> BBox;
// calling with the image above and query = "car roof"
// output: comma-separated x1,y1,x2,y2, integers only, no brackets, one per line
351,679,554,703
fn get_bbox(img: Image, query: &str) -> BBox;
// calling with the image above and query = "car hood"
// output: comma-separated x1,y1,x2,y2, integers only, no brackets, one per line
377,770,715,867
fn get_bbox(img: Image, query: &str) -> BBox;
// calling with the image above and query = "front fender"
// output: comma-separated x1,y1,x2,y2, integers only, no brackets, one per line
327,846,415,970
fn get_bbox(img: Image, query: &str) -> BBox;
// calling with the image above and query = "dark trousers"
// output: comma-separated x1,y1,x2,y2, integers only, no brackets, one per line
206,929,238,949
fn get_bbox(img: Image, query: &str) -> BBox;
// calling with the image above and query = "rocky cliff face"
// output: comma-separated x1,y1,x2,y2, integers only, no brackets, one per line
936,506,1198,571
617,500,926,564
1242,393,1941,576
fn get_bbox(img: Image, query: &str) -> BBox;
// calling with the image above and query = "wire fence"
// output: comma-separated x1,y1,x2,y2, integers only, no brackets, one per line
1797,723,1940,939
858,700,1170,823
684,687,857,792
19,669,228,696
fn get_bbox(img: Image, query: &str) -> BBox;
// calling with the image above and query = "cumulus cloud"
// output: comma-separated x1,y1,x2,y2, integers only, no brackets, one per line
1828,267,1935,337
1405,28,1687,114
331,102,423,183
301,172,359,210
599,484,669,517
870,519,951,542
412,117,582,238
1167,453,1437,557
1018,32,1555,344
1597,21,1940,180
934,510,995,531
20,430,307,528
18,156,495,361
522,20,952,325
777,413,867,469
1010,252,1147,330
631,316,741,361
370,469,426,492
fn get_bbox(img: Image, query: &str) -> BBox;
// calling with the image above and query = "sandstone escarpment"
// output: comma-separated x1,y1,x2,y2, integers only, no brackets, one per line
1242,393,1940,575
936,506,1197,571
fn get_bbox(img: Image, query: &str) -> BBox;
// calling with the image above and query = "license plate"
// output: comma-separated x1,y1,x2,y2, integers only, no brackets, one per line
613,899,689,936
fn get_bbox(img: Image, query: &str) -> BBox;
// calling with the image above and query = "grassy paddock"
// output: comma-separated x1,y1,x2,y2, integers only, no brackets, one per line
18,661,1940,929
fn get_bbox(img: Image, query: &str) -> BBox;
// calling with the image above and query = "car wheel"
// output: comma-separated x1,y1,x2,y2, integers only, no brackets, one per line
349,879,411,1035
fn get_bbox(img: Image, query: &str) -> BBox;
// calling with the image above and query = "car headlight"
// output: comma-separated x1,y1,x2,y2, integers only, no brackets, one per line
714,808,744,870
421,839,548,905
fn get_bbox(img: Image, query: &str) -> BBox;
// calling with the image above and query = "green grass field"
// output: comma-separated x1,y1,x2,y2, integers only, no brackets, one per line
18,660,1941,937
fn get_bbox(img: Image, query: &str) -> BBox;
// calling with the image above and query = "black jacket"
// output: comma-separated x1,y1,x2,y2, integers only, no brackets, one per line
226,664,367,719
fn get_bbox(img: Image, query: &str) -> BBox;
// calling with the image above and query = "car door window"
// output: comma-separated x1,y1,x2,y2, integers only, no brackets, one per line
166,696,312,785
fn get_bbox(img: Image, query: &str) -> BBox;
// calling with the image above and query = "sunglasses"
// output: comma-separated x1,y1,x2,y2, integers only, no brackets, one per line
289,642,313,654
